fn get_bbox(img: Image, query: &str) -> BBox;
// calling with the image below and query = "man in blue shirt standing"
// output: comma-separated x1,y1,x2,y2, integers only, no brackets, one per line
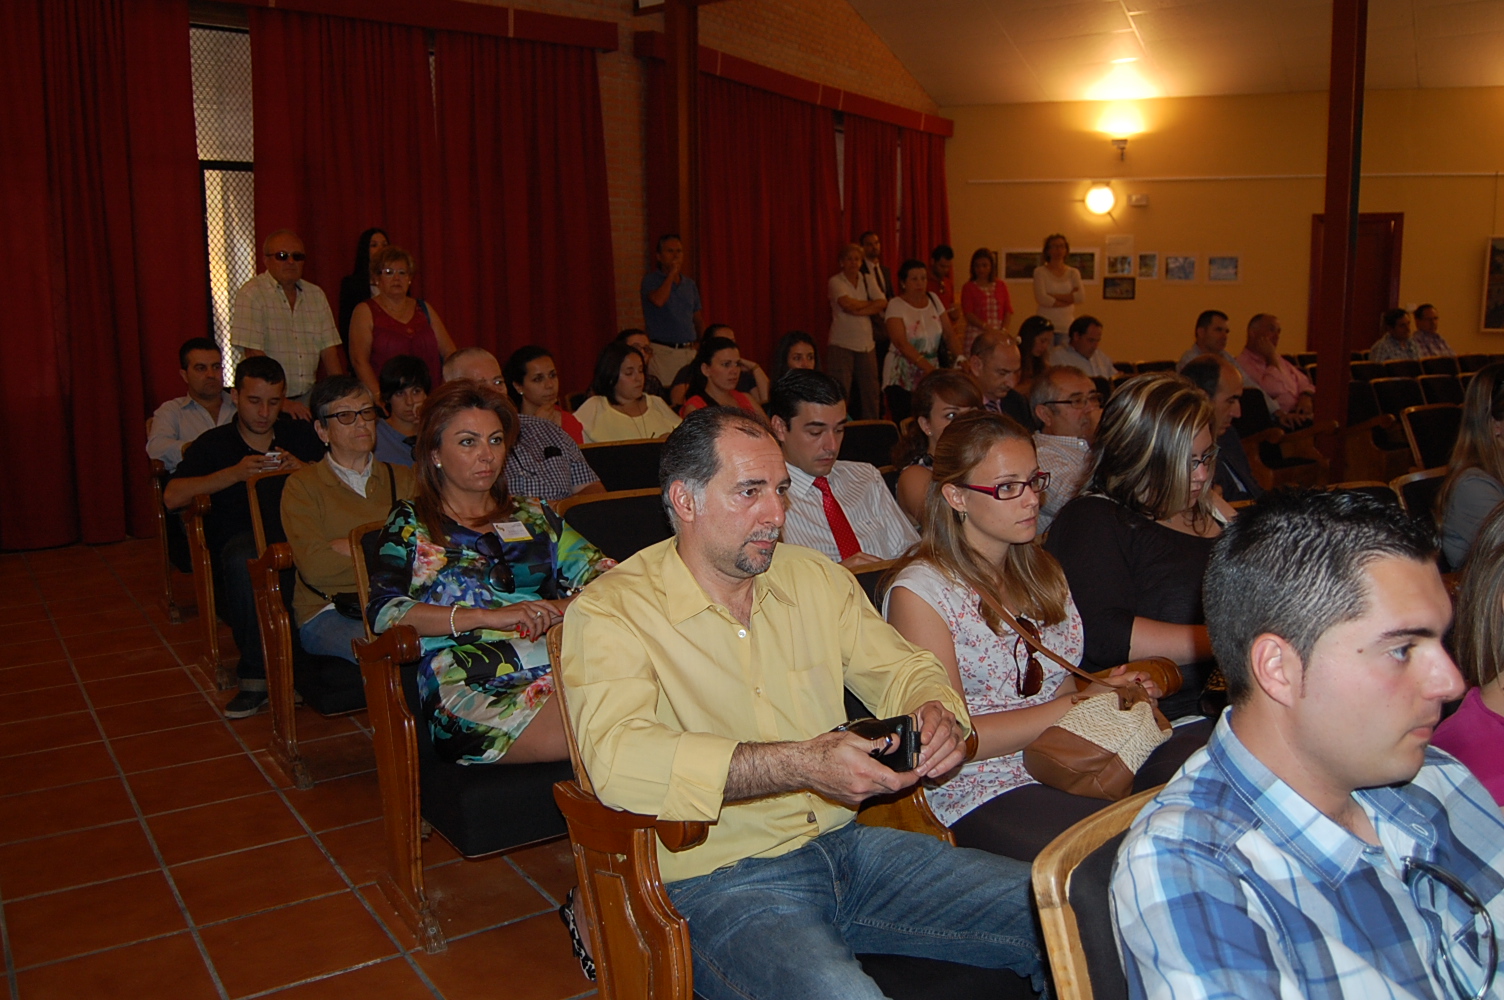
640,234,702,388
1113,489,1503,1000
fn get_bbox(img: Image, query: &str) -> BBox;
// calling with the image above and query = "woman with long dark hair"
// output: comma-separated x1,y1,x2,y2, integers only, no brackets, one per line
769,330,819,383
574,341,681,442
337,227,388,342
366,380,612,765
503,346,584,445
679,336,766,418
1438,361,1504,570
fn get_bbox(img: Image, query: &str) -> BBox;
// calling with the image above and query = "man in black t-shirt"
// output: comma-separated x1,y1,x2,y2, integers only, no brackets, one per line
166,356,323,718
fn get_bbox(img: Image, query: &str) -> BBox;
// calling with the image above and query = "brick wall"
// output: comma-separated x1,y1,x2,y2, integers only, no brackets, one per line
461,0,935,331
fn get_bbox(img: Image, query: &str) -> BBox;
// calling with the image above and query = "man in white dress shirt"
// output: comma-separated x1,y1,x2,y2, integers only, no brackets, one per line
768,370,917,567
147,337,237,472
1046,315,1116,380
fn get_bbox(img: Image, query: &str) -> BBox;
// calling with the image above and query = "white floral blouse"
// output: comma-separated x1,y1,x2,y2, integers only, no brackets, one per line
884,560,1085,825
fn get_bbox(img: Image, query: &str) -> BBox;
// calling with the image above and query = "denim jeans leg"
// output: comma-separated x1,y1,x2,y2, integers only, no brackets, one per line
666,839,889,1000
835,824,1046,992
297,608,366,661
214,532,265,689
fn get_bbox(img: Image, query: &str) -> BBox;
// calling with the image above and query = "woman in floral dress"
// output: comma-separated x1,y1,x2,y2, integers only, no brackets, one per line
368,380,612,765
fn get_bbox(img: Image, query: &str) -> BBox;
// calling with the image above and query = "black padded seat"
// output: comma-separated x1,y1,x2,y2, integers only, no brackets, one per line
857,955,1034,1000
581,439,663,492
1068,830,1133,1000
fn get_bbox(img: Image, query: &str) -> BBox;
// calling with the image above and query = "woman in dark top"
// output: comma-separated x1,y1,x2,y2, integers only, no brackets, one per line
338,227,387,343
1044,372,1236,719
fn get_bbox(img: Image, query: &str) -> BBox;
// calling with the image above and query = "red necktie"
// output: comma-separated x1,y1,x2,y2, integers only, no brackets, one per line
812,476,862,561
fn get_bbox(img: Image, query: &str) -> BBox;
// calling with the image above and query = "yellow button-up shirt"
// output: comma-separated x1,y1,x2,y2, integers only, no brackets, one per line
560,538,971,883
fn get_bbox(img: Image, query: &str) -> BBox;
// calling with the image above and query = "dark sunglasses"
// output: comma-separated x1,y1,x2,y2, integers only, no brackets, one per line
471,532,517,593
265,250,306,262
1010,616,1045,697
1403,856,1498,1000
319,406,381,425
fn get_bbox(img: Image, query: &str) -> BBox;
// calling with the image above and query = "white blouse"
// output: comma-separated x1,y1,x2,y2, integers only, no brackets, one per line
1032,265,1085,339
574,394,681,443
884,560,1084,825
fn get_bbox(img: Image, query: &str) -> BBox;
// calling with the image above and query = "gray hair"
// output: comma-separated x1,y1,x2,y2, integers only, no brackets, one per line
658,407,776,531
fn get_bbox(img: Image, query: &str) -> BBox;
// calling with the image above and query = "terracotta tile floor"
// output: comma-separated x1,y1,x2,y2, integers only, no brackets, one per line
0,539,596,1000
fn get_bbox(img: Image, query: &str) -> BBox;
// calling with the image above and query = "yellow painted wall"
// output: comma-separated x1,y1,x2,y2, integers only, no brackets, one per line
944,88,1504,363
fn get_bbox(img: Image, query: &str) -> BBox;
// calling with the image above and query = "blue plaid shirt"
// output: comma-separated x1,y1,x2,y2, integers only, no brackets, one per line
1112,711,1504,1000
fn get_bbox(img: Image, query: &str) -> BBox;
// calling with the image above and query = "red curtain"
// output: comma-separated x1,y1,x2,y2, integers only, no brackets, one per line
900,129,951,263
250,9,435,300
0,0,205,549
429,33,616,392
699,76,841,368
842,114,901,263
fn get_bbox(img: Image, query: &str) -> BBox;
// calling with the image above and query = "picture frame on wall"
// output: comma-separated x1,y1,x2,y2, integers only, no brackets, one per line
1106,255,1133,277
1207,255,1241,283
1165,255,1198,283
1003,250,1041,280
1137,253,1159,280
1485,237,1504,332
1102,276,1136,300
1068,250,1099,283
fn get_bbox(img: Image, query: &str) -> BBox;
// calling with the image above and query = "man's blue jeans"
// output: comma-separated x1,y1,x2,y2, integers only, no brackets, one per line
664,822,1045,1000
298,607,366,661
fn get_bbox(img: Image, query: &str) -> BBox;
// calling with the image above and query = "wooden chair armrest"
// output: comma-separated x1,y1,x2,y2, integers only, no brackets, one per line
1284,418,1339,443
1334,413,1397,438
182,493,213,522
1240,427,1285,447
552,780,709,853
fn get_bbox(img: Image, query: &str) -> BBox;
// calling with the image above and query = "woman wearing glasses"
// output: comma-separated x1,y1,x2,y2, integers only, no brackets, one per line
283,376,416,662
883,411,1166,860
348,246,457,403
367,380,613,764
1045,372,1234,721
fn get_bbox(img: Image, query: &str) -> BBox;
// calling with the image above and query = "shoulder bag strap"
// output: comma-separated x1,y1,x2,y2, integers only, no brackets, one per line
383,462,396,507
972,586,1104,689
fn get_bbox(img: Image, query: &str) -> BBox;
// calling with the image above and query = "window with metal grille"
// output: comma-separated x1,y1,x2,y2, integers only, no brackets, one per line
190,24,255,382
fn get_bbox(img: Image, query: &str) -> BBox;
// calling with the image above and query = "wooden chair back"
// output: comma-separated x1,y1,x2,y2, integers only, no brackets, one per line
1350,360,1384,381
1401,404,1462,472
580,438,664,492
150,458,189,624
350,521,385,641
1327,481,1403,509
1458,353,1491,373
1390,467,1447,530
1421,355,1460,376
838,420,901,468
180,493,234,690
554,488,672,564
1418,374,1463,406
247,470,293,556
1382,358,1423,379
1132,360,1175,373
1033,786,1162,1000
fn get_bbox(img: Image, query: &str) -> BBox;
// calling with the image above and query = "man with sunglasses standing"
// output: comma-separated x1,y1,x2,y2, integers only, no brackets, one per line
231,229,345,420
1030,366,1100,532
1113,489,1504,1000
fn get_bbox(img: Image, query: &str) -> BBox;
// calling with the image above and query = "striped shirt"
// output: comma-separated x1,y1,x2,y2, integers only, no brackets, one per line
1112,711,1504,1000
782,460,917,562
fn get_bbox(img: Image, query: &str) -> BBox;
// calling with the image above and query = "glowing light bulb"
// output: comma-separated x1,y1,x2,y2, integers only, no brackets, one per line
1085,184,1116,215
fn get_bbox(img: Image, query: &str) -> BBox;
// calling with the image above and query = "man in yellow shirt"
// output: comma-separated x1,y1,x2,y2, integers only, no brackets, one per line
561,408,1044,999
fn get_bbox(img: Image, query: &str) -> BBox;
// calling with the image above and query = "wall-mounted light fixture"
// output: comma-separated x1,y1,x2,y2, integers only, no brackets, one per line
1085,183,1116,216
1111,137,1128,160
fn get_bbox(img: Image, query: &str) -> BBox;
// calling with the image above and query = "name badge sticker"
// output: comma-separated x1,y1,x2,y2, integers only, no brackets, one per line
492,521,532,543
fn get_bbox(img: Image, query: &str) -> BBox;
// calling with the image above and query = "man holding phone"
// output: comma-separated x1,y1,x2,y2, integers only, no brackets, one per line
561,408,1044,999
165,356,323,718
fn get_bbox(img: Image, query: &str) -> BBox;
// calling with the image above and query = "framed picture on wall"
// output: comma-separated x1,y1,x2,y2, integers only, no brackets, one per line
1485,238,1504,332
1137,253,1159,279
1069,250,1099,283
1165,255,1198,283
1207,255,1241,283
1003,250,1042,280
1106,255,1133,277
1103,276,1136,300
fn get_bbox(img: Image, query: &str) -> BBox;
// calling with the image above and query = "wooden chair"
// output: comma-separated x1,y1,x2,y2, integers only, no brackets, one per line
245,470,367,788
581,438,664,492
1350,349,1369,362
1458,353,1492,373
554,488,672,564
1381,358,1423,379
1417,374,1463,406
351,557,571,953
882,384,913,424
1342,380,1410,482
838,419,901,468
1297,352,1317,368
1132,360,1175,373
1327,481,1402,509
1401,404,1462,472
1350,360,1384,381
180,493,235,690
1421,355,1460,376
1391,467,1447,535
150,458,193,624
1112,361,1136,376
545,627,1022,1000
1234,390,1333,489
349,520,385,642
1033,786,1162,1000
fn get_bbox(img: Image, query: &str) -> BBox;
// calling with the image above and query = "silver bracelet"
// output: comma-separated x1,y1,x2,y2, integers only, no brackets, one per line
449,604,459,637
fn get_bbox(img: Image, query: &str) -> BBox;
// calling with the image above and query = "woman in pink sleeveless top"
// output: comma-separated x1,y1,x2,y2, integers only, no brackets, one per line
349,246,457,400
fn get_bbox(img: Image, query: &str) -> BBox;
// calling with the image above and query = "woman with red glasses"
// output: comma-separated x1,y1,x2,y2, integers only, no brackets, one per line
884,411,1169,860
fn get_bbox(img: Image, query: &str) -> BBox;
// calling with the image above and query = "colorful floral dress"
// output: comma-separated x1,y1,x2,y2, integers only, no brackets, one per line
368,498,610,764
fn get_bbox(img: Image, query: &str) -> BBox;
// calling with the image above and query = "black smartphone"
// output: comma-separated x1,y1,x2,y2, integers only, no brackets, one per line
835,715,921,772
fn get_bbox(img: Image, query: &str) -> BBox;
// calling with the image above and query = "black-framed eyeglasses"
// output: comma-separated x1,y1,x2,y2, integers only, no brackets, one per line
1403,856,1498,1000
1011,616,1045,697
265,250,306,262
320,406,381,425
961,471,1051,502
1042,392,1104,409
472,532,517,593
1189,445,1221,472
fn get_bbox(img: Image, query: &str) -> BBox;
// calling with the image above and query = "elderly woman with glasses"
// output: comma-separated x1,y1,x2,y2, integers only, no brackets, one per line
282,375,416,662
348,246,457,404
1044,372,1236,721
366,380,613,765
883,411,1178,860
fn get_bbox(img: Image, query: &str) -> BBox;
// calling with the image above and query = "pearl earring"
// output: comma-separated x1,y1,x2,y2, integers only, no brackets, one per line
435,462,442,469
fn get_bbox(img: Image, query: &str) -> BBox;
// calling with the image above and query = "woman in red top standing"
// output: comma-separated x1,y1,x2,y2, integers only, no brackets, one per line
349,246,457,400
961,248,1014,357
679,336,766,419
